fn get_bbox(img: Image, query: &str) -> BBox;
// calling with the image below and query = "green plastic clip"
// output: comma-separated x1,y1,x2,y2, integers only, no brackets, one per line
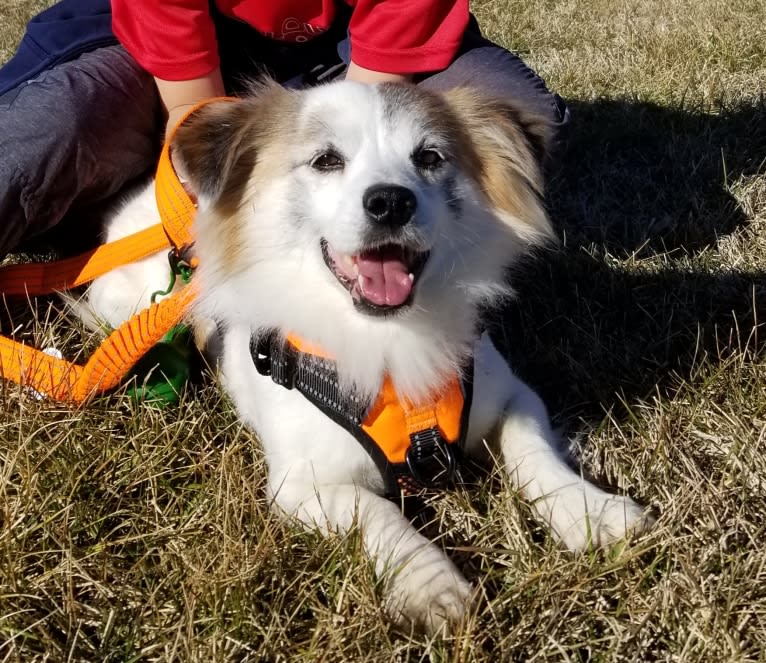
126,323,193,406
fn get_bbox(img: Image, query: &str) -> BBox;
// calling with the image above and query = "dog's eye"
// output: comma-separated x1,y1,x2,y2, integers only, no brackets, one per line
413,148,444,171
311,151,345,172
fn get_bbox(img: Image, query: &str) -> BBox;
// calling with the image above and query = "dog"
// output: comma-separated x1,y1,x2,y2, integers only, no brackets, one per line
82,79,651,634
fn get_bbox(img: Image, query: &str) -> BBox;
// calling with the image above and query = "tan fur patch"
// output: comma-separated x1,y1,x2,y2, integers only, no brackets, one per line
173,82,301,276
442,87,555,243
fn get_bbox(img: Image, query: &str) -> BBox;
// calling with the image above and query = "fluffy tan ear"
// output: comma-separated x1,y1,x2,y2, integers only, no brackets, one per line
171,81,295,212
443,87,555,243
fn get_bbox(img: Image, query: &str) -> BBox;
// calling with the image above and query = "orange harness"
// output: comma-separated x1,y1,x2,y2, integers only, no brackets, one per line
0,98,237,402
251,331,473,496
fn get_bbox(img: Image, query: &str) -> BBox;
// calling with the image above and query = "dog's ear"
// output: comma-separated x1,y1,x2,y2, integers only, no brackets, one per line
170,82,294,212
170,99,254,209
442,87,555,243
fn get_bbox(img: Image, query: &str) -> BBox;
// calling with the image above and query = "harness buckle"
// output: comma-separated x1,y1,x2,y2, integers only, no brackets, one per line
405,427,458,488
169,244,198,283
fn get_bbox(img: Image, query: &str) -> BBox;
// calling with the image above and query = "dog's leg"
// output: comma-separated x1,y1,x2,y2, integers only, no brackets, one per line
467,335,651,550
496,374,652,549
271,479,473,634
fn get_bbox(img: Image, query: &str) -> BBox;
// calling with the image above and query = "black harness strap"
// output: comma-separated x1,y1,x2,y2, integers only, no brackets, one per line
249,330,474,499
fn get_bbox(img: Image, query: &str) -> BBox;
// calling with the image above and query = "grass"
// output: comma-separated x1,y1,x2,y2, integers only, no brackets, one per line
1,0,766,660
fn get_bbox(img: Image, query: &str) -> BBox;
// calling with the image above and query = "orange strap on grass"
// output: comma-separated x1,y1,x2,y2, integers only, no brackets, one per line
0,96,239,402
0,285,196,402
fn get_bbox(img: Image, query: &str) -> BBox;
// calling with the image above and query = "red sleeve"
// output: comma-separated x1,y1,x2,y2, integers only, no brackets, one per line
348,0,469,74
112,0,220,80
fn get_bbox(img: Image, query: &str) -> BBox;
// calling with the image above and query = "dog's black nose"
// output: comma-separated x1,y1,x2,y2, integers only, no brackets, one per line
363,185,416,227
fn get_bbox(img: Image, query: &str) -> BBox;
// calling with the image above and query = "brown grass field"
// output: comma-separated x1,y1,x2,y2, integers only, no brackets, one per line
1,0,766,660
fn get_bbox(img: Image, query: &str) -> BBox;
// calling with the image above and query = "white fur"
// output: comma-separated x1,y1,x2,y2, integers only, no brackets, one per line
83,81,651,635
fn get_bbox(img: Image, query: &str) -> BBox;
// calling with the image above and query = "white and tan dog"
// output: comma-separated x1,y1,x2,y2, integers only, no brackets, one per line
85,80,650,634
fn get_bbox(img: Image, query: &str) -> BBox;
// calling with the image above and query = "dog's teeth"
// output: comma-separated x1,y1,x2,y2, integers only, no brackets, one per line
408,273,414,283
353,263,359,276
358,275,369,293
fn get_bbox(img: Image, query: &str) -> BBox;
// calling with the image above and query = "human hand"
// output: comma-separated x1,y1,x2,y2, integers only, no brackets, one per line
345,60,412,85
166,105,193,140
155,69,226,141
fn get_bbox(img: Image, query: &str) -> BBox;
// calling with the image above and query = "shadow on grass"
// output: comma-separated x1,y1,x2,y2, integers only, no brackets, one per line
496,96,766,422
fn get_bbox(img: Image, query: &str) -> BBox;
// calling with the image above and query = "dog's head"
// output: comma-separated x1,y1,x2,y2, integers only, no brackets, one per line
173,80,554,392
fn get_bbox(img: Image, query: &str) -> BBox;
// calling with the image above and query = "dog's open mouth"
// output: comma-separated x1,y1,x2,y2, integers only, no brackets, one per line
321,239,429,314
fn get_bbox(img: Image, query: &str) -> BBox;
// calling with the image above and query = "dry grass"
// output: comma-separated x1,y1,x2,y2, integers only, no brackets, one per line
0,0,51,64
2,0,766,660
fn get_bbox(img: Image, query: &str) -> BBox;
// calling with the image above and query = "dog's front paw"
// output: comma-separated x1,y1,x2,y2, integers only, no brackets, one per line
548,487,654,551
384,545,473,636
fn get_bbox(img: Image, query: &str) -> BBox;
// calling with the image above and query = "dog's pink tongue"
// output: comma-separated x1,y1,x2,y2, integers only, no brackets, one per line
357,248,413,306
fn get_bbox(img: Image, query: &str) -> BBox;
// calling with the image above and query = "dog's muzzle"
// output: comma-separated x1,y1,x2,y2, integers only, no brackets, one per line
321,238,429,315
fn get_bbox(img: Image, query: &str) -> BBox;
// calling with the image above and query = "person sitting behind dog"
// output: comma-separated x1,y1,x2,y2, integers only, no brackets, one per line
0,0,569,258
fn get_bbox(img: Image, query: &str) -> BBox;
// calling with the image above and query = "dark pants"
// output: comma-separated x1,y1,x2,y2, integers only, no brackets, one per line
0,6,568,257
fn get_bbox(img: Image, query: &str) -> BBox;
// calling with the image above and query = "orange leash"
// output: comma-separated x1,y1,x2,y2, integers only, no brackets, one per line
0,97,239,402
0,285,196,401
0,224,171,297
